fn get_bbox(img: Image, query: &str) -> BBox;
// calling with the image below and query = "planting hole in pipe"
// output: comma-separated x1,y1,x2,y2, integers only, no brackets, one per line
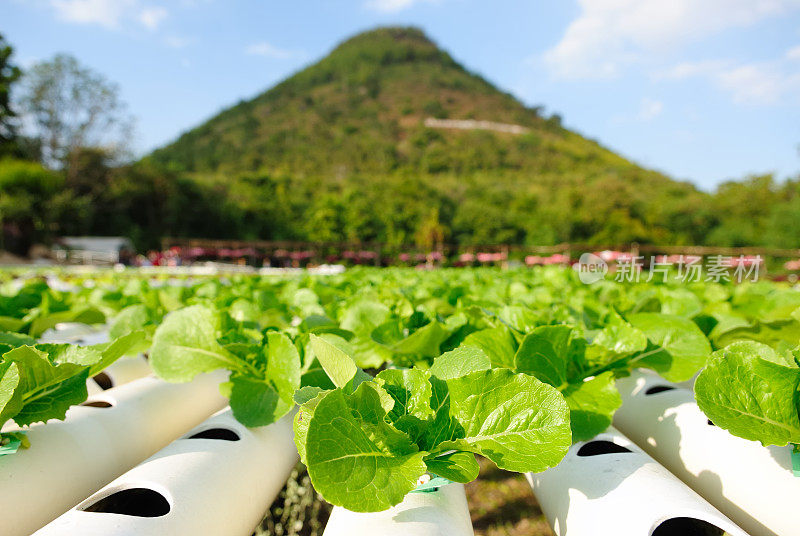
707,419,716,426
80,400,113,408
651,517,729,536
187,427,240,441
81,488,170,517
645,385,676,395
93,372,113,390
577,440,633,457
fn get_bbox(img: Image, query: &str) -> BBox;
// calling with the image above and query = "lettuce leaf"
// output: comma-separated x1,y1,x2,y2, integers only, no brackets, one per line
695,341,800,446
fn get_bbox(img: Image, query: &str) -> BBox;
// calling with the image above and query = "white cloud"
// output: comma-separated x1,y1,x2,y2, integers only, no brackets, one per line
365,0,436,12
139,6,167,30
49,0,171,30
50,0,134,28
659,58,800,105
544,0,800,79
638,98,663,121
655,60,731,80
717,63,800,104
787,45,800,60
164,35,191,48
245,42,302,60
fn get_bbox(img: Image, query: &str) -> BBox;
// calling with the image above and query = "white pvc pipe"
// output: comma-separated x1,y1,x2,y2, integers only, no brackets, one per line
39,323,107,345
86,378,103,396
0,371,228,536
323,482,474,536
527,426,747,536
34,409,298,536
614,370,800,536
92,355,151,390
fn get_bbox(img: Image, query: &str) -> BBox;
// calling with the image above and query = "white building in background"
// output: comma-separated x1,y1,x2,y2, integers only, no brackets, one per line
54,237,134,265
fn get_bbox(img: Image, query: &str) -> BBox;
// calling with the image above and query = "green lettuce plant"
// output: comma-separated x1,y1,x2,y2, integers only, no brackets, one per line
0,330,144,451
293,335,572,512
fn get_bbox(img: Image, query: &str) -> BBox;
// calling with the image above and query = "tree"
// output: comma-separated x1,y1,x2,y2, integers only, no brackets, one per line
0,34,22,157
415,206,446,251
0,158,63,255
18,54,132,181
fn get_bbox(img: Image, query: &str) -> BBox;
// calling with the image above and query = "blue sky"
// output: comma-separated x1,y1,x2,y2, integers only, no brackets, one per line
3,0,800,189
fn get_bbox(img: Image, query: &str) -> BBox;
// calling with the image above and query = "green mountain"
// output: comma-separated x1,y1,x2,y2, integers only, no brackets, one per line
147,27,710,247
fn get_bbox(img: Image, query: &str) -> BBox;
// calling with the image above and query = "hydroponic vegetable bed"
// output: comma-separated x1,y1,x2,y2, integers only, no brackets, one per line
1,267,798,536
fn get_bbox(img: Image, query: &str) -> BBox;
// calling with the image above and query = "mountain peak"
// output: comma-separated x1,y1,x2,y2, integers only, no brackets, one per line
150,25,534,176
283,25,459,93
332,26,438,51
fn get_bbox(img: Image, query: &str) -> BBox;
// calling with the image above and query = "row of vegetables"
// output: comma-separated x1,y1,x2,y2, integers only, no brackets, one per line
1,267,800,534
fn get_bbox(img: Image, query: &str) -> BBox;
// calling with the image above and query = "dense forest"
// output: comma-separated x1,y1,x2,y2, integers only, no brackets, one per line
0,27,798,254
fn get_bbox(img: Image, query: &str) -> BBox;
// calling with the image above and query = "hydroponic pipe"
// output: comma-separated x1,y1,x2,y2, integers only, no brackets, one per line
34,409,298,536
322,482,474,536
0,371,228,536
39,322,109,346
527,426,747,536
614,369,799,536
90,354,151,391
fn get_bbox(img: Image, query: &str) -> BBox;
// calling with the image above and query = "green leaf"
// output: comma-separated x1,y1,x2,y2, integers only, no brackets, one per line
514,325,574,387
87,330,147,377
293,388,328,464
300,361,336,390
0,332,35,348
229,376,287,427
391,322,449,359
430,346,491,380
266,332,301,403
293,385,324,405
304,384,427,512
109,304,151,339
440,368,571,473
659,288,703,318
0,317,24,332
696,342,800,446
590,322,647,357
424,451,479,483
3,345,85,394
340,300,392,336
349,335,392,369
0,362,21,426
760,291,800,323
309,334,359,389
35,343,102,367
229,299,259,323
498,305,541,333
712,319,800,349
308,334,371,391
562,372,622,442
1,345,90,426
14,372,89,426
628,313,711,382
150,305,239,382
222,332,301,428
418,376,463,451
376,368,434,421
462,326,517,369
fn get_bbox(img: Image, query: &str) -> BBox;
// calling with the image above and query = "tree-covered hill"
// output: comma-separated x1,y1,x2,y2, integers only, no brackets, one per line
147,27,711,247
